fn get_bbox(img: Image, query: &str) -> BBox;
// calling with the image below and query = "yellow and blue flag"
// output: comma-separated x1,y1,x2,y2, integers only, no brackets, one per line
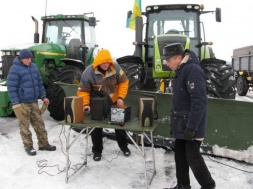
126,0,142,30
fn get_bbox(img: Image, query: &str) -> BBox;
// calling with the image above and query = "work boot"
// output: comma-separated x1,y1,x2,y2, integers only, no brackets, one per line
93,152,102,161
25,146,36,156
200,183,216,189
165,184,191,189
121,147,131,156
39,144,56,151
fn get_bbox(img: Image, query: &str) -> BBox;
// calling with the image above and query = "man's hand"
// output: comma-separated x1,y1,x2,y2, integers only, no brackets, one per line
83,105,90,112
117,99,124,106
184,128,195,141
43,98,50,105
13,104,28,121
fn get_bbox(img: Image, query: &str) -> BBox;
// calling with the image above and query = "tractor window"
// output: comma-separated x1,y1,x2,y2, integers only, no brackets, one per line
44,25,58,44
43,20,82,46
146,10,199,61
149,10,197,38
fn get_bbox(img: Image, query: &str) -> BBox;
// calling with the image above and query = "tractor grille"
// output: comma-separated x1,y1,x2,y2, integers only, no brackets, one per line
1,55,15,79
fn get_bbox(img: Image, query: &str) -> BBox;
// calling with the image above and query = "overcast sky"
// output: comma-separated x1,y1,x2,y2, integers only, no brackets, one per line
0,0,252,61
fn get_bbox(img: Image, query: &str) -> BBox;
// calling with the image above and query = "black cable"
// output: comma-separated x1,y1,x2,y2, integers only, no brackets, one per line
36,125,85,176
36,159,66,176
207,155,253,173
102,150,121,163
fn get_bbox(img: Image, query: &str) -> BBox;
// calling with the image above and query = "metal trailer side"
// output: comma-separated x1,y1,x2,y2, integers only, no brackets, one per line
232,45,253,96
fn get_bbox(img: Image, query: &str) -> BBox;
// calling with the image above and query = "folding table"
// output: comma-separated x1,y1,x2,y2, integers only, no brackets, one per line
59,117,158,189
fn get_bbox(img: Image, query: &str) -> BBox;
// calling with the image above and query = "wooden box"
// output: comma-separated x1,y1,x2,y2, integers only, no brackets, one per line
64,96,83,123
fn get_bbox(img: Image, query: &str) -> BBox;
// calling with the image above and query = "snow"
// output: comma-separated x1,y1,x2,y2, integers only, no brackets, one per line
0,100,253,189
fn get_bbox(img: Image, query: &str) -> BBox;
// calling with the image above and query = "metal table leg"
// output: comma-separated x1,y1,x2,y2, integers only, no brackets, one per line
141,133,148,189
65,125,71,183
65,126,95,183
126,131,156,189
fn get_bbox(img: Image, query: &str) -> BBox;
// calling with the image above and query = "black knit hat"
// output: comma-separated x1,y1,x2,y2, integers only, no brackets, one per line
19,49,33,59
162,43,184,60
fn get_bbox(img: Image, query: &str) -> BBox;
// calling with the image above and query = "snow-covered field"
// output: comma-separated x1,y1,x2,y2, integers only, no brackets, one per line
0,96,253,189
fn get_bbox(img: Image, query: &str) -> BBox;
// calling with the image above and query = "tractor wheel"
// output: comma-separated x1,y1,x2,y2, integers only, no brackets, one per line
46,66,82,120
117,55,145,90
236,76,249,96
201,59,236,99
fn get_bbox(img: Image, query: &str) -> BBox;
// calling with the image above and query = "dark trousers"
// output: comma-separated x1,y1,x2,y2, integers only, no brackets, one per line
91,128,128,153
174,139,215,188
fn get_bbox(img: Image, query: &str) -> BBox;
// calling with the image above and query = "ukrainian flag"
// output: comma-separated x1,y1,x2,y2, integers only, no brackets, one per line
126,0,142,30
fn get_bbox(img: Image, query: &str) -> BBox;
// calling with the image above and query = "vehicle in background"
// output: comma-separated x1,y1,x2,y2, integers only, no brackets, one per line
0,13,98,120
232,45,253,96
118,4,236,99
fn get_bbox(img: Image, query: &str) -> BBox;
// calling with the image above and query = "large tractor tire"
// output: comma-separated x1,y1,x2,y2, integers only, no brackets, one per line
46,66,82,120
201,58,236,99
117,55,145,90
236,76,249,96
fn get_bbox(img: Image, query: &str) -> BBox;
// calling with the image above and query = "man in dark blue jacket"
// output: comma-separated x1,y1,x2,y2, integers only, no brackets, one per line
7,49,56,156
163,43,215,189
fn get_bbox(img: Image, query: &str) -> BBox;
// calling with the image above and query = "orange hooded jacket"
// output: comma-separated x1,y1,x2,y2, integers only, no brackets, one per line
77,49,129,106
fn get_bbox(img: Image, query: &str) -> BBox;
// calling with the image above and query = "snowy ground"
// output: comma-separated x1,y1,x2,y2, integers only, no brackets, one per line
0,97,253,189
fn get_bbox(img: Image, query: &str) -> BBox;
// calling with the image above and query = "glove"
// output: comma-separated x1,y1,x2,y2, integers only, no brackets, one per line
40,102,47,114
184,128,195,141
13,104,27,121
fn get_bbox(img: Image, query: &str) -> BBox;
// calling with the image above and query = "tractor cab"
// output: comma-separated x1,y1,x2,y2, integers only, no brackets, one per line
128,4,221,80
143,4,221,76
145,5,200,63
41,14,97,65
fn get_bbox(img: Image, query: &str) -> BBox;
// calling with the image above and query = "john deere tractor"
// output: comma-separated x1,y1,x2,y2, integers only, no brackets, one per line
118,4,236,99
0,13,98,120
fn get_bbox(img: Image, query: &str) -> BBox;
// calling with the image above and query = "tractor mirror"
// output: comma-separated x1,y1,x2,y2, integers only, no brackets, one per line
89,17,96,26
215,8,221,22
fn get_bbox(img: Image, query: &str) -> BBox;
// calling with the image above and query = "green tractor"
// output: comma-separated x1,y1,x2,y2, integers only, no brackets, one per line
0,13,98,120
52,4,253,161
118,4,236,99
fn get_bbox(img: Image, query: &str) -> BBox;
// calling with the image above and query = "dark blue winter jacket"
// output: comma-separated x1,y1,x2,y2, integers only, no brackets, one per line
7,57,46,104
170,50,207,139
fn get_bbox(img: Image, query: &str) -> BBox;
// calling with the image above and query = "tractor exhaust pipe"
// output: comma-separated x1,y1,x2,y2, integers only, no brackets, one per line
134,16,143,58
32,16,39,43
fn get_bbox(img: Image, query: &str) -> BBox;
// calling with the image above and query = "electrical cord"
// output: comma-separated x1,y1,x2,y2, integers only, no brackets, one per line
101,150,121,163
207,155,253,173
36,125,85,176
36,124,125,176
36,159,66,176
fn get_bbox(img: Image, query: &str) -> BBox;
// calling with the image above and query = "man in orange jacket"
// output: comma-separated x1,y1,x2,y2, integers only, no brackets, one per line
77,49,130,161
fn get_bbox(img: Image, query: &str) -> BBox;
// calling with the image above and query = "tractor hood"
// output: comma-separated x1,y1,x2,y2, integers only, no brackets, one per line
1,43,66,55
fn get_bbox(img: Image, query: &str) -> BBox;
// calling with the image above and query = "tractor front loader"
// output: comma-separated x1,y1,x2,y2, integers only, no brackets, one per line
114,4,253,163
52,4,253,163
